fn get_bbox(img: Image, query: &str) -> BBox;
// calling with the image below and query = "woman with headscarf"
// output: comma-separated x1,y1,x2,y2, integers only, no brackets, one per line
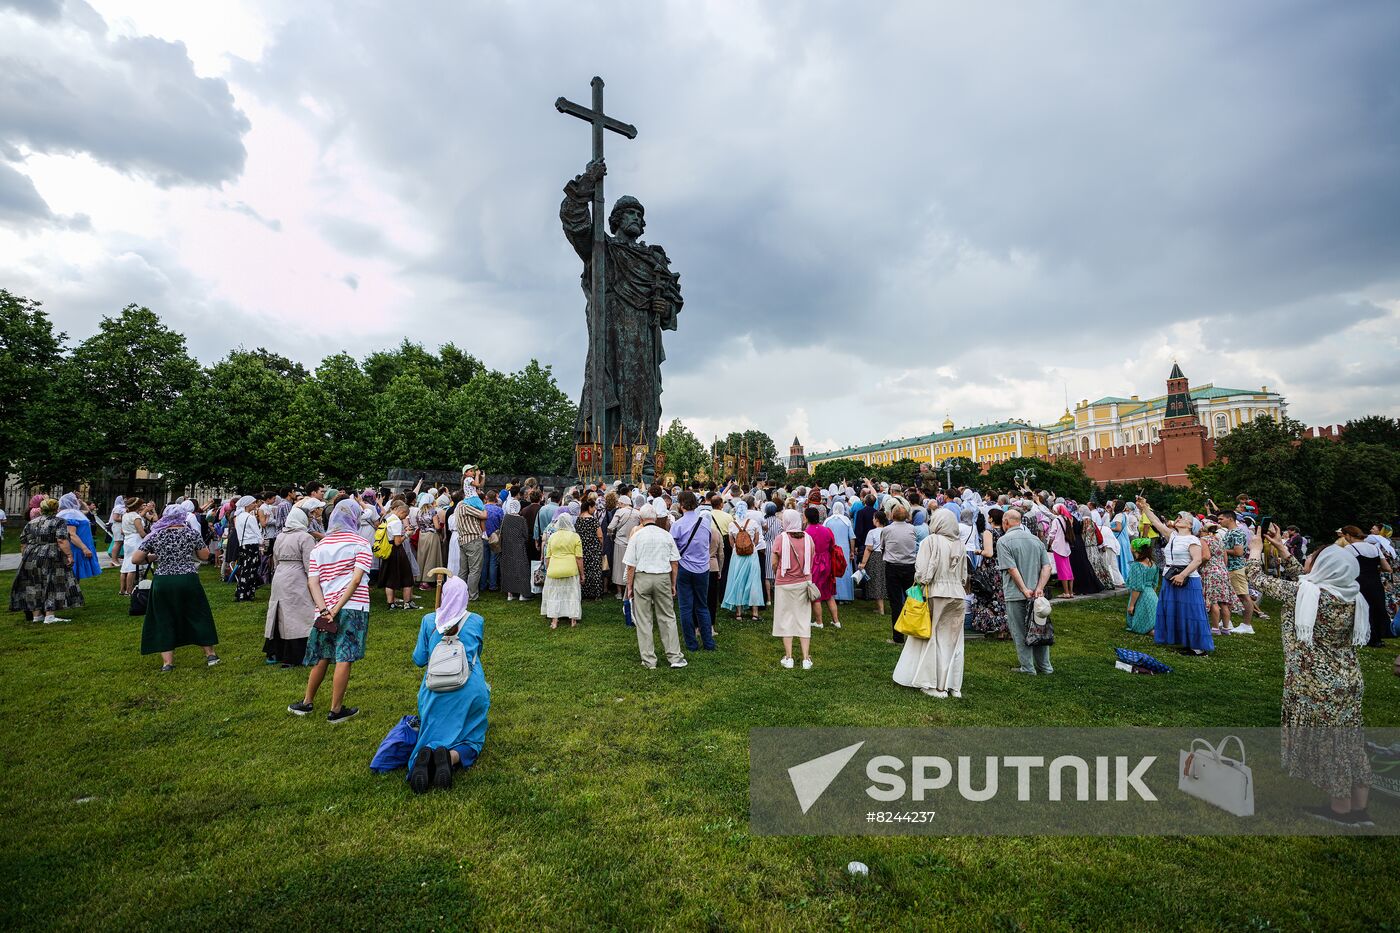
57,492,101,583
1246,526,1374,824
1110,501,1135,583
771,509,814,669
263,504,317,667
1095,509,1125,588
406,576,491,794
357,489,382,583
9,498,83,623
1046,504,1076,598
803,505,840,629
1081,507,1114,590
970,507,1008,639
825,500,856,603
541,511,584,628
721,499,766,622
499,498,532,600
911,507,929,545
1139,498,1213,656
27,493,43,521
1065,505,1103,596
897,509,970,698
232,495,264,602
289,499,373,723
131,503,219,671
106,496,127,570
576,496,606,601
417,494,448,576
608,493,640,599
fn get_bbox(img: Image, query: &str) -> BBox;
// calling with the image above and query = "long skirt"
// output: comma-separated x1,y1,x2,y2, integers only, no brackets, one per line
262,625,308,667
864,549,887,601
141,573,218,654
233,544,262,601
1155,575,1214,652
417,530,446,575
772,581,812,638
380,542,415,590
9,547,84,616
541,575,582,620
892,597,966,693
721,551,766,610
1052,553,1074,582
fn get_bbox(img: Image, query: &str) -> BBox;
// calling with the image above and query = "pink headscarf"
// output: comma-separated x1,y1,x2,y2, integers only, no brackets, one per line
779,509,812,576
435,576,470,633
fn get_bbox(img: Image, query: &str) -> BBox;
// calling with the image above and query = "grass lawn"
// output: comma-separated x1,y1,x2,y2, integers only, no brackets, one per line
2,563,1399,931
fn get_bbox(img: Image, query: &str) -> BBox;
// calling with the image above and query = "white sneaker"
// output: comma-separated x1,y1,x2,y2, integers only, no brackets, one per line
780,657,795,669
811,622,824,629
1233,623,1255,635
801,658,814,670
950,690,962,699
831,621,842,629
670,658,688,669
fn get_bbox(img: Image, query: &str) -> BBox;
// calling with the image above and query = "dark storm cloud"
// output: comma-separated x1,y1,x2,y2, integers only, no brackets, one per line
235,1,1400,390
0,0,61,20
0,1,250,186
0,158,52,223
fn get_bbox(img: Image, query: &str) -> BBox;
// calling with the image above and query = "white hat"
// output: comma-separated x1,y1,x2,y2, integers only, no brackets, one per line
1033,595,1053,620
639,505,658,521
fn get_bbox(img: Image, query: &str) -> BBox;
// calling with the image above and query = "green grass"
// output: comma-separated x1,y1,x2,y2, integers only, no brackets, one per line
2,565,1398,931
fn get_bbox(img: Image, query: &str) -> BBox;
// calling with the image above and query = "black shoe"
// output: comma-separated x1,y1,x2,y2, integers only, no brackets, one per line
1303,805,1361,827
432,747,453,791
287,700,313,716
327,706,359,724
409,747,432,795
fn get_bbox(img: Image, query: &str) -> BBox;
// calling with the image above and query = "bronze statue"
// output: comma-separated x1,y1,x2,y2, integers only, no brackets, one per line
556,78,683,480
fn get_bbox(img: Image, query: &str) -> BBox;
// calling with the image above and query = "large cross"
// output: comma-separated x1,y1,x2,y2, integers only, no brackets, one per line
555,77,637,455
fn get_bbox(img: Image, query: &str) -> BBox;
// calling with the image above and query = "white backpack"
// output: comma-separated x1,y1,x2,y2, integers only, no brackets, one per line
426,633,471,692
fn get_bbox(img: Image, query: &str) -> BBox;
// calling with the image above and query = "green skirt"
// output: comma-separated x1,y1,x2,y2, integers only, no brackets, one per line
141,573,219,654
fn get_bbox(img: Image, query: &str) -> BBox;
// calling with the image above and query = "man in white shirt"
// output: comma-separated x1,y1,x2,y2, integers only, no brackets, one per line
623,505,686,670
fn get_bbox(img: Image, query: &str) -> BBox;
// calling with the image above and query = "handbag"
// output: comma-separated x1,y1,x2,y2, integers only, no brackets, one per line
369,714,421,773
1163,565,1186,584
531,560,546,592
313,608,339,636
128,565,151,617
969,569,996,600
1026,597,1054,646
830,541,847,578
894,585,931,639
486,529,501,554
1178,735,1254,817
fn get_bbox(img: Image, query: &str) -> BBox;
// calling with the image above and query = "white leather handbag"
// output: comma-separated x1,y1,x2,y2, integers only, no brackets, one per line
1179,735,1254,817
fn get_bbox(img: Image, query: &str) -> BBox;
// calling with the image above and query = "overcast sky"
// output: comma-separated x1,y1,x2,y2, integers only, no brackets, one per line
2,0,1397,454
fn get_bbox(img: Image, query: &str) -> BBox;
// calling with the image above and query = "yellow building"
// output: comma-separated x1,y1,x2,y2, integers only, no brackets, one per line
807,418,1050,470
1045,382,1286,456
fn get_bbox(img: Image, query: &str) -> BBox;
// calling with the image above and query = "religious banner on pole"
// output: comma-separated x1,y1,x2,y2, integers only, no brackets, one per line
653,448,667,481
611,429,628,480
630,444,647,484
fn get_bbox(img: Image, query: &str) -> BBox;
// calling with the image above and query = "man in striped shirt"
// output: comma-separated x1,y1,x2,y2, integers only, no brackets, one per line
455,483,488,600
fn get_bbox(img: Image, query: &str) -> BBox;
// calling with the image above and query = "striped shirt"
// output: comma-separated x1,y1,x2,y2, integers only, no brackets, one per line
309,531,374,611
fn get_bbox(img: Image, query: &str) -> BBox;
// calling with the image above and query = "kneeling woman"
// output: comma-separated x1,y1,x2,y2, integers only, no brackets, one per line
408,577,490,793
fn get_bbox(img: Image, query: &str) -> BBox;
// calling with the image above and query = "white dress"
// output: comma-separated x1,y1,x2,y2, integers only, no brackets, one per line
893,532,969,694
120,512,145,574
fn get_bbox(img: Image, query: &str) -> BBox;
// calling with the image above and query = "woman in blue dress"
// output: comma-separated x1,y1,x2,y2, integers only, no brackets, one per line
57,493,101,582
1109,501,1134,584
408,576,490,793
824,501,855,601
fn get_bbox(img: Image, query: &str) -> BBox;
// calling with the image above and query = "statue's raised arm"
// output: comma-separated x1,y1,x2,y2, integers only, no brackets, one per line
560,161,605,262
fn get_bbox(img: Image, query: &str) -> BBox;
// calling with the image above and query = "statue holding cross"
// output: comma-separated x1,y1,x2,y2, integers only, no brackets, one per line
556,77,682,480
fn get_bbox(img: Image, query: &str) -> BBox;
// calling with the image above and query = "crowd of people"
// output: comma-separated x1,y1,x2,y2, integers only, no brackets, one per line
6,469,1398,813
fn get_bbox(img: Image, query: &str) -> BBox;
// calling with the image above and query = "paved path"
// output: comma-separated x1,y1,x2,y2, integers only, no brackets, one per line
1,553,17,571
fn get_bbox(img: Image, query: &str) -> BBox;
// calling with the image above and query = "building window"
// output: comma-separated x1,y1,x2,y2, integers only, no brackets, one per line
1138,429,1146,443
1215,414,1227,436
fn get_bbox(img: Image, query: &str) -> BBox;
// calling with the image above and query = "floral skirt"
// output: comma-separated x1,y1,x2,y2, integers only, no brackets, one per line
233,544,262,601
304,608,369,664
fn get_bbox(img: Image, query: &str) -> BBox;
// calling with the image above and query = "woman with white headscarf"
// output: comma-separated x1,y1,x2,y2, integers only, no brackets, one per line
825,500,856,602
721,499,766,621
1247,526,1374,825
406,576,490,794
417,494,448,576
499,497,532,600
263,505,317,666
770,509,814,669
896,509,970,698
232,495,264,602
541,512,584,628
57,492,101,582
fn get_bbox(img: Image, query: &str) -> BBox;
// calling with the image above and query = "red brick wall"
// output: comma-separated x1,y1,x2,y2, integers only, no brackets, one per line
1052,437,1217,487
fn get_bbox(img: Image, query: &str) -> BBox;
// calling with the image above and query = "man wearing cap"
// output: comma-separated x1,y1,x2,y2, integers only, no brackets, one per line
624,505,686,669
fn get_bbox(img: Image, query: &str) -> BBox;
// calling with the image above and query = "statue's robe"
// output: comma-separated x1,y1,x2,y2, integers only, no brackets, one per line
561,189,682,457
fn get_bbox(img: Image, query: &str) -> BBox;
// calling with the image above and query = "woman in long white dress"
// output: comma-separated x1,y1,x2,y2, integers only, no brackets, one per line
893,509,969,698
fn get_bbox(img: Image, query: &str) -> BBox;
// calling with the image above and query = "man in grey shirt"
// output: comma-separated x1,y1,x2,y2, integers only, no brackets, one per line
996,509,1054,674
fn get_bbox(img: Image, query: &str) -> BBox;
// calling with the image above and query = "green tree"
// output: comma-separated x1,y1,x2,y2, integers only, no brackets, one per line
449,361,576,476
0,290,65,481
62,305,201,486
811,459,868,488
1341,415,1400,448
928,456,980,489
658,418,708,481
370,373,456,478
984,457,1093,502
